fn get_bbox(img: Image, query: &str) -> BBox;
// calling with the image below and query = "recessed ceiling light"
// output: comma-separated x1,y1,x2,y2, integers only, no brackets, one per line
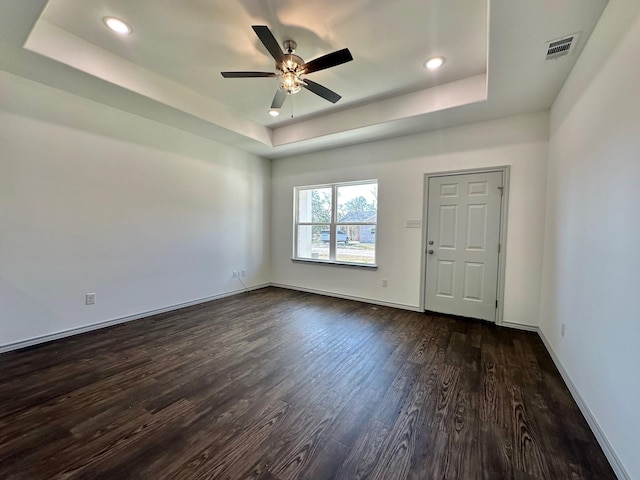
268,109,280,117
425,56,445,70
103,17,132,35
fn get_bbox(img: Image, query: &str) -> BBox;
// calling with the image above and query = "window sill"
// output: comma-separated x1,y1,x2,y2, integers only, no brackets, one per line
292,258,378,269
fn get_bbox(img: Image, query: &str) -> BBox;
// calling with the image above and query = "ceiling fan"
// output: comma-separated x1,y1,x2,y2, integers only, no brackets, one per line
221,26,353,111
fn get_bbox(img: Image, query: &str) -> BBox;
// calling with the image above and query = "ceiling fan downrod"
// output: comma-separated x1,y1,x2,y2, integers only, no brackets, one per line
283,40,297,54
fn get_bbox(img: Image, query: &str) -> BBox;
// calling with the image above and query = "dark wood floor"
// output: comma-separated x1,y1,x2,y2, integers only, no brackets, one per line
0,287,615,480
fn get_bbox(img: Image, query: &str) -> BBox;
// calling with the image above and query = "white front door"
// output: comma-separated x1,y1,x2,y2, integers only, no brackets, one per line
425,171,503,321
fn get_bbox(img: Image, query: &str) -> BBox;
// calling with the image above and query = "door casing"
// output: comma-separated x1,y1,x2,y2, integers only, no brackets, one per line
420,166,510,325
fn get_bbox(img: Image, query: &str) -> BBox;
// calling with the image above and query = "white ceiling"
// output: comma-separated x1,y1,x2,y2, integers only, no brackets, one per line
0,0,608,159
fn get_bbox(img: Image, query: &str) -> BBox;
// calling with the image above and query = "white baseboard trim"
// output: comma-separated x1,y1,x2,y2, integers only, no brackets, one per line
270,283,423,312
537,329,629,480
501,321,539,332
0,284,269,354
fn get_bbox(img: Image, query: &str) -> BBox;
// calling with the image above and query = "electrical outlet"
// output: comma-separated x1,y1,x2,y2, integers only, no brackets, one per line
382,279,388,287
85,293,96,305
561,323,566,338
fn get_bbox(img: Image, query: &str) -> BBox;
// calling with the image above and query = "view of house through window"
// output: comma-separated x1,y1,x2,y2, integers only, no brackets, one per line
294,180,377,265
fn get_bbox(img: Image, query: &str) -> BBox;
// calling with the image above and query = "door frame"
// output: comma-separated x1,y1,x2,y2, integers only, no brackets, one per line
420,166,510,325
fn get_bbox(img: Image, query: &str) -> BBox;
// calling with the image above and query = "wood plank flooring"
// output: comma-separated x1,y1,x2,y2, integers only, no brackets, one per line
0,287,616,479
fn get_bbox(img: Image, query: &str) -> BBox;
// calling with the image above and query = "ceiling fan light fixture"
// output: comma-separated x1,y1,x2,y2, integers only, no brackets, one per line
103,17,132,35
425,56,445,70
280,72,302,95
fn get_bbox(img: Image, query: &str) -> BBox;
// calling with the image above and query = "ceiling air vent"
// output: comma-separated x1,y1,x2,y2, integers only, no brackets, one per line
545,33,580,60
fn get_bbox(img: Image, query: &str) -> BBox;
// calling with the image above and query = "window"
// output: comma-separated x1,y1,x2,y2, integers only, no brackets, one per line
294,180,378,266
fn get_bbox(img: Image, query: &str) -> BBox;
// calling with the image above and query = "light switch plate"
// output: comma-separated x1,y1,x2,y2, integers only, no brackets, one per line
406,219,421,228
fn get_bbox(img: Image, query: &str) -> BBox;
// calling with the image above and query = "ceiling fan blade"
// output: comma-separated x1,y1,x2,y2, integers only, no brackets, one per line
271,89,287,109
221,71,277,78
252,25,285,64
302,48,353,74
303,79,342,104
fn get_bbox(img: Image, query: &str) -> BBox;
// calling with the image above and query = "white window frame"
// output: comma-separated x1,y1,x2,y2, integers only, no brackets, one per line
293,179,378,266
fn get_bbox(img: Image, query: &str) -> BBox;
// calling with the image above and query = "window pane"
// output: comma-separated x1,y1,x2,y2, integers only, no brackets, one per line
336,225,376,264
294,181,378,265
337,182,377,223
297,188,332,223
297,225,329,260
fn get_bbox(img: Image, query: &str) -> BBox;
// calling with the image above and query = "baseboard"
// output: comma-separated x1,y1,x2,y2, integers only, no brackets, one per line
270,283,423,312
2,283,535,354
501,321,539,332
537,329,629,480
0,284,270,354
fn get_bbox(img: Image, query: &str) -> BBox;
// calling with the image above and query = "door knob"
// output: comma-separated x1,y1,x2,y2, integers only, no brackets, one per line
428,240,434,245
428,250,434,255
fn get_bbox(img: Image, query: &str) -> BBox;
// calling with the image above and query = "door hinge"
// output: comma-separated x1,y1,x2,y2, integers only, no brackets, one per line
498,243,501,253
498,185,504,196
496,299,498,308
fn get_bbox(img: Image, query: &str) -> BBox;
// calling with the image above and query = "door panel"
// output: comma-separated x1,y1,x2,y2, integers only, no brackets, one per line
466,204,487,250
438,205,457,248
468,181,488,196
463,262,484,301
440,183,459,197
436,260,455,297
425,171,502,321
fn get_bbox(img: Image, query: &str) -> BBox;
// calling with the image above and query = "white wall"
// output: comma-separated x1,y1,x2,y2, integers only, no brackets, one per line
540,0,640,478
271,112,548,327
0,72,271,349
